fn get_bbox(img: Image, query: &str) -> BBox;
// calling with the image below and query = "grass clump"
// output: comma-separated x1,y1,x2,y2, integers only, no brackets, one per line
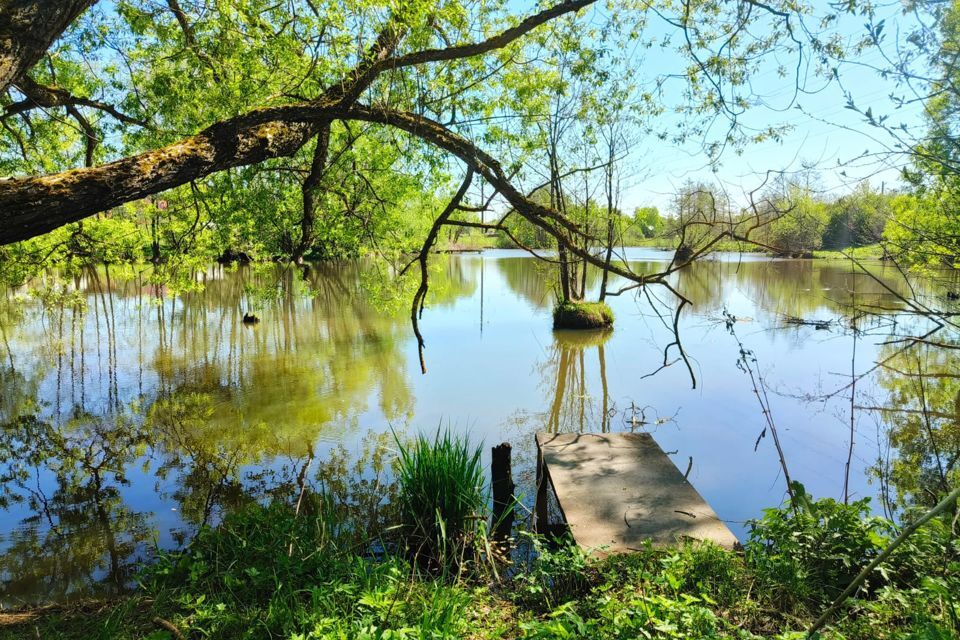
395,429,489,574
813,244,885,260
552,301,614,330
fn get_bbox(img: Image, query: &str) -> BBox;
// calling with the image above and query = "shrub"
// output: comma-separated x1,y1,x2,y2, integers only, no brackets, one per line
512,533,593,612
745,482,894,611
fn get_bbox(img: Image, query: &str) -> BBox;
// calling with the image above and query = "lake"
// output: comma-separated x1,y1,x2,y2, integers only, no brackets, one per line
0,248,955,605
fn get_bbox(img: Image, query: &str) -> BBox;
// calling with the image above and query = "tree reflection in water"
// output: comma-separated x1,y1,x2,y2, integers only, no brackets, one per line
0,260,473,604
543,330,614,434
0,411,151,602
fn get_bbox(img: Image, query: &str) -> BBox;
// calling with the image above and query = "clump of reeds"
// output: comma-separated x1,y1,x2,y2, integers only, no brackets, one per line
394,429,490,575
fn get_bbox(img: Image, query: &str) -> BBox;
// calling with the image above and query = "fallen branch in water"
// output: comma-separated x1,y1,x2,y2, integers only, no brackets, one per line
783,315,834,330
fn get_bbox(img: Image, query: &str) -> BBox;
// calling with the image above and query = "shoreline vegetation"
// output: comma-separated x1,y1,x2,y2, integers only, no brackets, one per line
1,434,955,640
433,232,887,261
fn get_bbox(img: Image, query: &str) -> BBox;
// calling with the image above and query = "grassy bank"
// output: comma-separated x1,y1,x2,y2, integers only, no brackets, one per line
2,439,956,640
603,238,886,258
812,245,886,260
451,233,886,259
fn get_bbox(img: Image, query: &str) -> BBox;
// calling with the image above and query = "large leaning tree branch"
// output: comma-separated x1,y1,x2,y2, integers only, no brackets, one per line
0,0,597,246
0,0,98,93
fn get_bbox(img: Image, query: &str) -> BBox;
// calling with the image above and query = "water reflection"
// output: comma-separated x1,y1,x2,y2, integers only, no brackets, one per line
872,338,960,513
0,412,151,601
493,252,915,324
0,259,475,604
541,330,614,433
0,250,955,604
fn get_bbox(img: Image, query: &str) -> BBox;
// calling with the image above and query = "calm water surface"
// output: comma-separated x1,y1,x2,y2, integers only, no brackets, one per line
0,249,951,604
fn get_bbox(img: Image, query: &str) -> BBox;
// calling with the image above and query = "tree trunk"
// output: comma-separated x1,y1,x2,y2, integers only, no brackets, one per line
558,242,572,301
295,123,332,263
598,216,614,301
0,0,97,93
0,106,322,244
599,143,616,301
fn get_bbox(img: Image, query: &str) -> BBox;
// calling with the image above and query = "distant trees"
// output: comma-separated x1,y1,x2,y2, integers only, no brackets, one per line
590,181,912,257
633,207,664,238
821,184,890,250
760,188,829,254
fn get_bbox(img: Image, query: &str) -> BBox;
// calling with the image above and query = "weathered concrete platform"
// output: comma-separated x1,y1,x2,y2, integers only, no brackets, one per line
536,432,738,553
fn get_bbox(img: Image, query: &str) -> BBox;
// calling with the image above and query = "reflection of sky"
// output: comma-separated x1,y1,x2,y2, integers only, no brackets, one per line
0,253,939,602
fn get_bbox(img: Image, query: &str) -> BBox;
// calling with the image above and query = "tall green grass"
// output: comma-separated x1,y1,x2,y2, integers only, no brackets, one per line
394,429,489,573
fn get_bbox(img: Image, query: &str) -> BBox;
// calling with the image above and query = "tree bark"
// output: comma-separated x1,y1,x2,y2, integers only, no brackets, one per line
295,123,332,262
0,105,324,244
0,0,97,93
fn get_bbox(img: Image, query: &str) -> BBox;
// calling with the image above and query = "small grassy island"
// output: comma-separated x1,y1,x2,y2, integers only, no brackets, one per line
553,301,615,330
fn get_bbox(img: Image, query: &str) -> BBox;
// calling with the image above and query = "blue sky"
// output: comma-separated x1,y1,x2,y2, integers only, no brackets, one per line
612,0,928,212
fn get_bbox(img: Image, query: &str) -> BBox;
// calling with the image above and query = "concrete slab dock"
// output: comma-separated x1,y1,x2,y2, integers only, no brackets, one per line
536,432,738,553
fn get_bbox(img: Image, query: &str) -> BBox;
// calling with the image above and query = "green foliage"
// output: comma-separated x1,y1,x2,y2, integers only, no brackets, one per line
4,488,959,639
394,429,489,572
745,481,960,621
761,188,830,253
634,206,665,238
746,483,893,611
822,184,890,250
515,541,771,639
883,190,960,270
138,502,477,640
512,533,593,612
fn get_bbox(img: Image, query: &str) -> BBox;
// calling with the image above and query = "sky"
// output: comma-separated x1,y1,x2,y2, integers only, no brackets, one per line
600,0,929,213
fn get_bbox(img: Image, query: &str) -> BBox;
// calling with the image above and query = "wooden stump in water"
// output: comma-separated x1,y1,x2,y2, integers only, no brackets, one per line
491,443,515,545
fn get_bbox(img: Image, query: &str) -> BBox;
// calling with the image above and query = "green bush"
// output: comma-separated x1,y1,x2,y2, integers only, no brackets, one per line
513,533,593,612
746,482,895,611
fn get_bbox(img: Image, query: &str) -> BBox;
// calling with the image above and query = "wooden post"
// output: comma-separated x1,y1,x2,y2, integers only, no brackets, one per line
535,440,549,533
491,443,515,544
